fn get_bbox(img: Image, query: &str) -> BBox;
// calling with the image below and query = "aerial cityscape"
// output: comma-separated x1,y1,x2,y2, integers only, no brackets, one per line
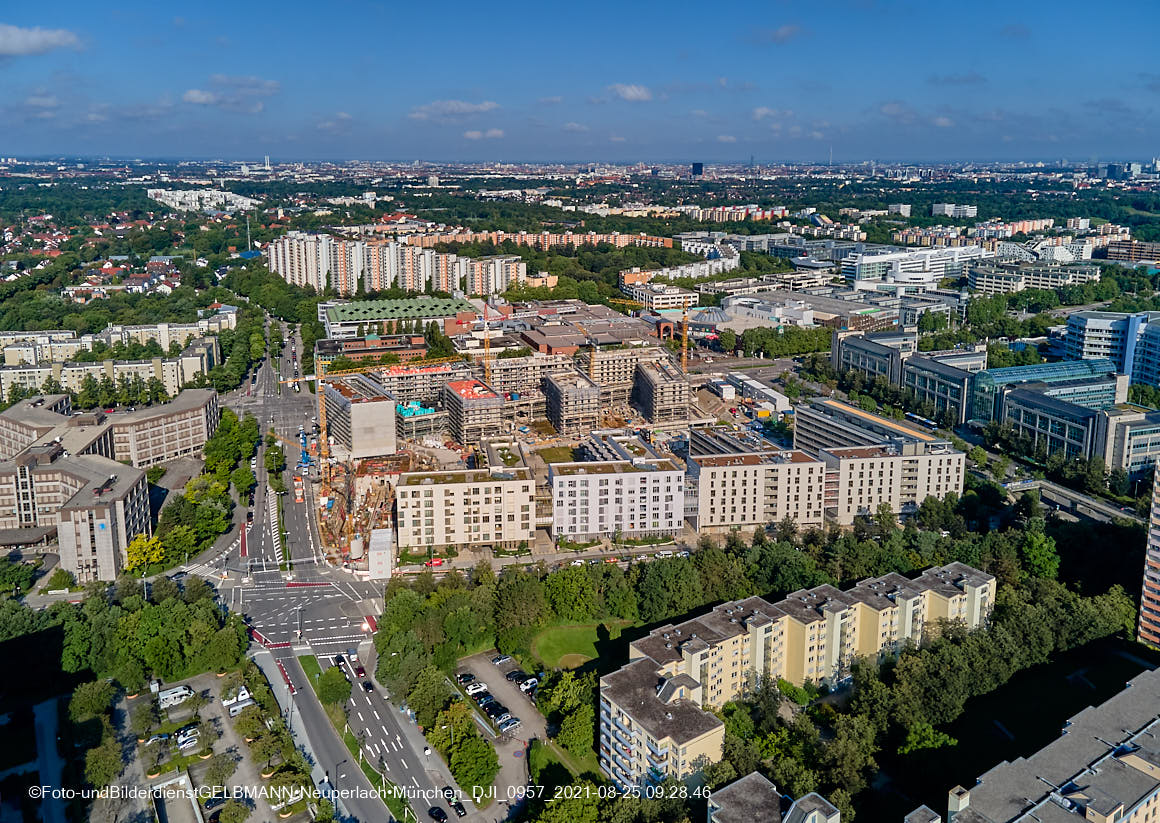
3,2,1160,823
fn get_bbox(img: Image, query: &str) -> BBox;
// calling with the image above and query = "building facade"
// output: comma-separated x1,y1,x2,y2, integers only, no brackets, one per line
549,459,684,541
394,467,534,552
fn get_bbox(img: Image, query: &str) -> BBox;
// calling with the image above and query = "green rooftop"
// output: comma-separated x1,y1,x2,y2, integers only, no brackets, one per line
327,296,476,323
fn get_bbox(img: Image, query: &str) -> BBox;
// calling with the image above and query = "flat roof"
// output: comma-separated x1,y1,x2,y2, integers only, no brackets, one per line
551,460,680,476
693,451,819,467
400,467,530,486
326,296,476,323
813,399,937,442
110,389,216,423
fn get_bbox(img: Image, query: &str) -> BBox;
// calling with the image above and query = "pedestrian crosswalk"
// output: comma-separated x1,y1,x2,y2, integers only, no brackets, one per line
267,486,283,564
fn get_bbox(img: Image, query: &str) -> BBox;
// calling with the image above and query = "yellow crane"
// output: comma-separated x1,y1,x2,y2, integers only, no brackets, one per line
608,298,644,312
681,308,689,373
281,354,467,496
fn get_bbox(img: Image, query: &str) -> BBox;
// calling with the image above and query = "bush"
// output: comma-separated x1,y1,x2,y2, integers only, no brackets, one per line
777,679,812,706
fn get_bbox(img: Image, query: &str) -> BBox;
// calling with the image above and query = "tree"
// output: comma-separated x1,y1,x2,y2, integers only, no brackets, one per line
125,534,164,573
448,733,499,792
1020,519,1060,579
70,680,115,722
898,721,958,755
968,446,987,465
234,705,265,740
84,735,123,788
316,666,352,706
219,799,250,823
719,329,737,353
130,698,160,739
252,732,282,770
556,702,595,758
407,665,451,729
205,753,237,788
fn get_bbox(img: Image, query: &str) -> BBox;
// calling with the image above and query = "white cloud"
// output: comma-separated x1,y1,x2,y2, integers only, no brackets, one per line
25,94,59,108
753,24,802,44
182,75,279,113
0,23,79,57
753,106,792,121
410,99,499,120
562,122,589,132
317,111,353,132
933,115,954,128
608,83,652,102
464,128,504,140
538,96,563,105
717,134,737,143
610,135,626,142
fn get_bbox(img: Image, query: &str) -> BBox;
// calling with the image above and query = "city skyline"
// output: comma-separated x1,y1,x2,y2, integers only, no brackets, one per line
3,0,1159,162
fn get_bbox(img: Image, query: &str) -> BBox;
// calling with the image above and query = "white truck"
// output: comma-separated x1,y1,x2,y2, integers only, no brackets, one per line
221,686,252,708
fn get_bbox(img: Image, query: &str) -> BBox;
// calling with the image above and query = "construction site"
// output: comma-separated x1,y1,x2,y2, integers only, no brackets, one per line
289,298,709,573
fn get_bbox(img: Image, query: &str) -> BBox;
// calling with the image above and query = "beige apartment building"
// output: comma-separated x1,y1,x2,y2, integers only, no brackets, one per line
818,442,965,525
686,451,827,532
394,467,535,552
599,562,994,787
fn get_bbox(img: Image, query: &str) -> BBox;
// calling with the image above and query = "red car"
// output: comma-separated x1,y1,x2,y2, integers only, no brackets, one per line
424,558,444,567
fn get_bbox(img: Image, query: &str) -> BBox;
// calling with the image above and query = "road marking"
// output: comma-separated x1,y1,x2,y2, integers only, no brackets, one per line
357,711,364,722
411,777,419,788
372,709,380,720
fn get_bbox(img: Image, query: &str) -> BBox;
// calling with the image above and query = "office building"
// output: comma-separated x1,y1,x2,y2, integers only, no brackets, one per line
997,390,1102,461
601,563,994,788
549,459,684,541
831,329,917,384
721,290,899,332
841,246,992,294
1098,405,1160,477
108,389,220,468
543,371,601,435
1107,240,1160,263
970,359,1124,422
1065,311,1160,386
443,379,503,447
323,375,398,459
931,204,978,218
632,360,689,423
394,467,535,552
902,356,974,425
912,666,1160,822
968,262,1101,295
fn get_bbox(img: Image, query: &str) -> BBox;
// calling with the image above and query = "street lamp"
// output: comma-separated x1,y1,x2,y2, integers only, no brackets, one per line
440,723,455,749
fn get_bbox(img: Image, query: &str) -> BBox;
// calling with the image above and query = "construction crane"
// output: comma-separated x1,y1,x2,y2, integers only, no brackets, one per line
681,308,689,373
479,304,501,384
281,354,467,496
608,298,644,312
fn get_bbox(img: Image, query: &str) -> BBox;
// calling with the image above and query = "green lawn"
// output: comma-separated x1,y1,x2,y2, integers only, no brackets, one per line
531,622,631,669
537,446,577,464
298,654,322,689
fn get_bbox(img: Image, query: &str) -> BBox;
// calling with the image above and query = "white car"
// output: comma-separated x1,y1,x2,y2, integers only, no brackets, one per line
465,682,488,696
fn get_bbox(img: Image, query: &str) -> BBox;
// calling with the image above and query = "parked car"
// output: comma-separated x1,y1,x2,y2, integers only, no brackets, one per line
491,654,512,665
332,655,344,667
465,682,487,696
428,807,448,823
520,678,538,693
449,799,467,818
569,559,584,567
676,550,690,558
655,550,674,558
144,733,169,747
424,558,444,567
499,717,522,733
492,712,512,725
455,672,475,685
476,695,495,708
204,796,227,812
355,665,367,678
484,703,508,719
505,670,529,683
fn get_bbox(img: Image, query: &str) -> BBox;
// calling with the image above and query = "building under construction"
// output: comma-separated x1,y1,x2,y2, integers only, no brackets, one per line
323,375,398,458
544,371,601,435
576,345,669,403
478,352,572,397
369,361,473,405
444,379,503,447
632,359,690,423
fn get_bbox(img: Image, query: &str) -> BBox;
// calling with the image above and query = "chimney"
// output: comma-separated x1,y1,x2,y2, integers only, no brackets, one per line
947,786,970,821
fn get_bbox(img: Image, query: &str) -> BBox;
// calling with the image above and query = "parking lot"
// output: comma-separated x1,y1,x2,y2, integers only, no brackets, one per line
457,652,548,804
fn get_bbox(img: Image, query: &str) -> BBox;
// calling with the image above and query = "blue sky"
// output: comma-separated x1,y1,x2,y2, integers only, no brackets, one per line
2,0,1158,163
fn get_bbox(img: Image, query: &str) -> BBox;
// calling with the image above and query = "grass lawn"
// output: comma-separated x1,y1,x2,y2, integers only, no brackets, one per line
298,654,322,686
531,621,632,670
537,446,578,464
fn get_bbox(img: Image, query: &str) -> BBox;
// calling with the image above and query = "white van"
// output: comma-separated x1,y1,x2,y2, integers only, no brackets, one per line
654,550,674,559
228,698,256,718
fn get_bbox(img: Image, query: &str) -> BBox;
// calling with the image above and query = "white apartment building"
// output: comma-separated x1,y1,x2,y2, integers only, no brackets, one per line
968,262,1101,295
395,467,535,552
462,255,527,295
818,443,965,525
549,459,685,541
931,203,978,218
624,283,698,311
686,451,827,532
268,231,334,292
147,189,259,212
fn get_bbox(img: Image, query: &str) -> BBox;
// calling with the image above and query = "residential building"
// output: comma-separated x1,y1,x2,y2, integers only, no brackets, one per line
267,231,335,292
1107,240,1160,263
394,467,534,552
968,262,1101,295
632,360,689,423
543,371,601,435
708,772,841,823
623,282,698,311
913,666,1160,822
687,450,827,532
888,203,912,217
400,230,673,251
462,254,526,295
323,376,398,459
931,203,978,218
600,563,994,788
818,443,966,525
367,361,473,405
108,389,220,468
1141,476,1160,646
443,379,503,447
476,352,572,398
576,346,669,403
147,189,258,212
549,459,684,541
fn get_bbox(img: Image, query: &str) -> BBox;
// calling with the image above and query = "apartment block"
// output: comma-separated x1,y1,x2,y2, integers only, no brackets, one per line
475,352,572,398
708,772,840,823
108,389,220,468
623,282,698,311
549,459,684,541
687,451,827,532
323,376,398,459
462,254,526,295
367,361,473,405
394,467,534,552
1064,310,1160,386
543,371,601,435
888,203,912,217
912,667,1160,823
321,297,477,340
600,562,994,788
631,360,689,423
57,462,151,584
931,203,977,218
818,443,965,525
1107,239,1160,263
443,379,503,447
1140,475,1160,646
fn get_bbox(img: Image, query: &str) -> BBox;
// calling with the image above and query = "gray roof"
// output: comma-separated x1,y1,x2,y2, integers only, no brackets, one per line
905,354,972,383
600,659,723,745
709,772,783,823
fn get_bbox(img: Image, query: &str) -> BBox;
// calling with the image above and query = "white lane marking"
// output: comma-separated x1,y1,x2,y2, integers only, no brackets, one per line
372,709,381,720
400,758,407,769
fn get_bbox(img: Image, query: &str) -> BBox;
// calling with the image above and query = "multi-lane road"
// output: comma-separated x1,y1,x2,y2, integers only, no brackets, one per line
177,319,482,821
